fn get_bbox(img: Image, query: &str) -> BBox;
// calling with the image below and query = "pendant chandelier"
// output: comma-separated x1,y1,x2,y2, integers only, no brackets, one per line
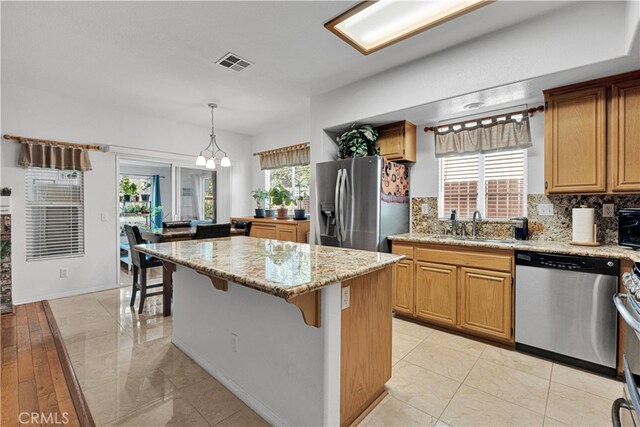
196,103,230,169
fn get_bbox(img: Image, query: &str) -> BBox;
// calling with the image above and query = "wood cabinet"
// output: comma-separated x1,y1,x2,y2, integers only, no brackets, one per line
375,121,416,163
544,87,607,194
544,69,640,194
391,241,514,344
610,79,640,192
231,217,309,243
459,268,512,341
415,262,457,326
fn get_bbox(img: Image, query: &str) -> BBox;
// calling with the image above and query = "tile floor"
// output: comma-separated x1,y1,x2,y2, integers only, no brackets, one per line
49,287,626,426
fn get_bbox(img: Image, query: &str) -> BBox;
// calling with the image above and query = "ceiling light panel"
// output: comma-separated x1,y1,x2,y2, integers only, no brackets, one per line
326,0,494,55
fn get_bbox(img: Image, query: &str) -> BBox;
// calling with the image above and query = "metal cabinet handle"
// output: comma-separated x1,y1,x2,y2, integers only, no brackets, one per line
614,293,640,333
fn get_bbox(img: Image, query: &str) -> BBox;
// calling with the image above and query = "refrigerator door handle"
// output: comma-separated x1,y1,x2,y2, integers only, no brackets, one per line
340,168,348,242
335,168,342,241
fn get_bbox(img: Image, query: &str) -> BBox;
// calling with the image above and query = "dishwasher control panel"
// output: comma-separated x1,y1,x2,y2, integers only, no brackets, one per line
516,251,619,276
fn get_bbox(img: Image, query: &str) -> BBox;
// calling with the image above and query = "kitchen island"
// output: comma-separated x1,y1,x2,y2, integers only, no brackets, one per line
136,236,403,426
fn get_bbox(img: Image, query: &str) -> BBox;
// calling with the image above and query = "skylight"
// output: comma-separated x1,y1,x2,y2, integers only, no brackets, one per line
325,0,494,55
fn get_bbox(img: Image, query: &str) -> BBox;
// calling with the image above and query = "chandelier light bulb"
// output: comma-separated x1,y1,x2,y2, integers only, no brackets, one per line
221,156,231,167
196,153,206,166
206,157,216,169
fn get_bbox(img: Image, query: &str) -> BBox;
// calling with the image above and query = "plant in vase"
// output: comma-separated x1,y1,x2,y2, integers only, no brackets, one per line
269,184,293,219
294,192,307,219
140,181,151,202
1,187,11,197
119,177,138,202
251,188,269,218
336,124,379,159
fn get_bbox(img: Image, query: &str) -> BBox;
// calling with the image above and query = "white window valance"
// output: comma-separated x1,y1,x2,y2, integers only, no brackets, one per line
435,115,532,158
257,143,309,170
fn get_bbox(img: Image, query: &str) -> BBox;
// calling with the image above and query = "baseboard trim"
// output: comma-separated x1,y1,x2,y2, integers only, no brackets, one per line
13,283,118,305
172,336,289,427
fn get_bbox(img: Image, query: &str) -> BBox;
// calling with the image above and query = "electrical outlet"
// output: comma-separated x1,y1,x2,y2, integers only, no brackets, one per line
59,269,68,279
231,333,238,353
341,286,350,310
537,204,555,216
603,204,615,218
421,203,429,215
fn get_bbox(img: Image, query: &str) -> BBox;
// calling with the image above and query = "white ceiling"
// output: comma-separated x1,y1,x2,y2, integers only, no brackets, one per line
1,1,571,136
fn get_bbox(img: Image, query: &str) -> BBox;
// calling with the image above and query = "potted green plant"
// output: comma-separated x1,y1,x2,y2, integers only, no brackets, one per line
251,188,269,218
294,192,306,220
119,177,138,202
269,184,293,219
140,181,151,202
336,124,379,159
0,188,11,197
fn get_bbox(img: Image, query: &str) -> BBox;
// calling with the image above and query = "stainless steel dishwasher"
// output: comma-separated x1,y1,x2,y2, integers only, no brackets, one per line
515,251,619,375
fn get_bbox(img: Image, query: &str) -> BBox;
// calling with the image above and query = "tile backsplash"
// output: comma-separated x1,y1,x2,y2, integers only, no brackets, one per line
411,194,640,244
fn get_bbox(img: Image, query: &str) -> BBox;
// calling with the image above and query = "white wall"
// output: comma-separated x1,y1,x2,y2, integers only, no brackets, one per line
410,113,545,198
1,83,252,304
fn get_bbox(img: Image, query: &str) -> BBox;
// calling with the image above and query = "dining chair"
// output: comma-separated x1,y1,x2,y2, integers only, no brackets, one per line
124,225,170,314
194,223,231,239
233,221,252,236
162,220,191,228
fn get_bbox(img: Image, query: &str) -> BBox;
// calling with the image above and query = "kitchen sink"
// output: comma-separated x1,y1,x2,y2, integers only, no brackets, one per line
435,236,516,244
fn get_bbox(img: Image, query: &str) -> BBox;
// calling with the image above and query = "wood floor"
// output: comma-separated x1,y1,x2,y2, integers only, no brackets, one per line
1,302,88,426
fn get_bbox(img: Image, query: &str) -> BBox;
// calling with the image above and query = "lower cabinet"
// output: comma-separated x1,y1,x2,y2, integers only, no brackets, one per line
459,267,512,341
392,242,514,344
415,262,457,326
233,217,309,243
251,224,277,239
275,224,297,242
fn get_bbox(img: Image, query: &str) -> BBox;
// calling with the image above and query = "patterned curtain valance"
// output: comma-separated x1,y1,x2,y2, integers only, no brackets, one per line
19,140,92,171
435,115,532,158
257,143,309,170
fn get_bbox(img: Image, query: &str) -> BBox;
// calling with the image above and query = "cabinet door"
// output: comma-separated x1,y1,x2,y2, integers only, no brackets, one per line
415,262,457,326
393,259,414,315
377,125,404,160
611,79,640,192
251,224,276,239
545,87,607,193
459,267,512,341
276,224,297,242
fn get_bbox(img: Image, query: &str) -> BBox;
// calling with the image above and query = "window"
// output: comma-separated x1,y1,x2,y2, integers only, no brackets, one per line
439,150,526,219
265,164,310,209
26,168,84,261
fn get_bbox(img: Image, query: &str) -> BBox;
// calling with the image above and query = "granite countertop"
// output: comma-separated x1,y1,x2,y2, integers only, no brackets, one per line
136,236,403,300
388,233,640,262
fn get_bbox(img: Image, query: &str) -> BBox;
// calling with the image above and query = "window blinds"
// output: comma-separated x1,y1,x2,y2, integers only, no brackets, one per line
25,168,84,261
484,150,525,219
441,155,479,218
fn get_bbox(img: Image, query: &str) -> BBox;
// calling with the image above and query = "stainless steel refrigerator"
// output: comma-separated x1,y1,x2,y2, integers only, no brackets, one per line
316,156,409,253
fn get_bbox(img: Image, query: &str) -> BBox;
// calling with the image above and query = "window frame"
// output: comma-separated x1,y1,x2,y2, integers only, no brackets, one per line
438,150,528,220
264,164,310,209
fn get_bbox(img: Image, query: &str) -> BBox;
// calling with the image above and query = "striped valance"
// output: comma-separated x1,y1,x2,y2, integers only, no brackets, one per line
256,143,309,170
19,140,92,171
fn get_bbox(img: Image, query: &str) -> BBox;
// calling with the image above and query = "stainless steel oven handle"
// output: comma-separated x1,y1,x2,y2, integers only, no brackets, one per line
614,293,640,333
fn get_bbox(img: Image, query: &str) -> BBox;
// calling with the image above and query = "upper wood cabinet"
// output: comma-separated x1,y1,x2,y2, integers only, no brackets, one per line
610,79,640,192
375,121,416,163
544,87,607,194
544,69,640,194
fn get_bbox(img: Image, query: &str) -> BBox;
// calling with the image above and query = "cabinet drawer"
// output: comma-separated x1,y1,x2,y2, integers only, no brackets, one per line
415,247,512,272
392,244,414,260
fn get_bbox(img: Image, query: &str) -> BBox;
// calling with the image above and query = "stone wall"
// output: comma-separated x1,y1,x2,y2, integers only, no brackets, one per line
411,194,640,244
1,214,12,314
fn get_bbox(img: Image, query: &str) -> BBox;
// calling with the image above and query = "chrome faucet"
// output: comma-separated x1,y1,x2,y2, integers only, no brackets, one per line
472,210,482,237
450,210,457,237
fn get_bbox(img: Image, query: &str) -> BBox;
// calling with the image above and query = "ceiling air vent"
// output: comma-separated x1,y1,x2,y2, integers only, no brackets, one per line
216,52,253,72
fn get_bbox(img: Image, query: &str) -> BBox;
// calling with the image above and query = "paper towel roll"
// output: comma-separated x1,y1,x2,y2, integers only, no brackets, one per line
572,207,595,243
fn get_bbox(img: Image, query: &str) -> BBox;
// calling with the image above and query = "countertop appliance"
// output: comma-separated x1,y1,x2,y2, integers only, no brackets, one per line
511,217,528,240
612,263,640,426
515,251,619,375
619,209,640,250
316,156,409,252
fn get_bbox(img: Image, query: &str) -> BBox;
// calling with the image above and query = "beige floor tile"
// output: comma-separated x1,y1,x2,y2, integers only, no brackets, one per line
361,395,437,426
423,330,486,357
66,328,134,362
481,346,552,379
393,317,435,340
543,416,569,426
174,377,248,425
440,385,544,426
404,341,478,382
392,356,401,366
551,363,623,400
105,397,209,426
386,360,460,418
393,332,423,359
59,318,132,345
545,381,613,427
434,420,451,427
48,293,109,317
214,407,269,426
84,370,176,425
157,352,212,389
464,359,549,414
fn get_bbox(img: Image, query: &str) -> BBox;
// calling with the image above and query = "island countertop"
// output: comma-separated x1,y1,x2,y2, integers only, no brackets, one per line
136,236,403,300
388,233,640,262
